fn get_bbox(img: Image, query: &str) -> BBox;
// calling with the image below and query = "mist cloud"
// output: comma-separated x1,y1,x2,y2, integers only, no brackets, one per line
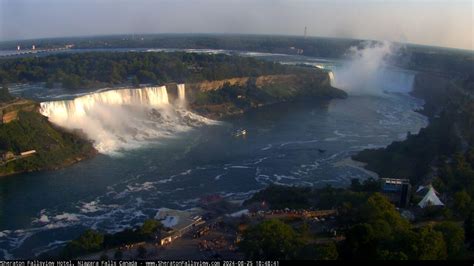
330,41,416,95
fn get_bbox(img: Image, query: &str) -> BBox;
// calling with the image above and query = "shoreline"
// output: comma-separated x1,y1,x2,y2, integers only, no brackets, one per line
0,115,98,178
333,158,379,179
0,147,98,178
350,71,463,182
2,69,344,177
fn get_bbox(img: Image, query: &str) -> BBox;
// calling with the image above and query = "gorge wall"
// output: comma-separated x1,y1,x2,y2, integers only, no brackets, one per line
185,71,344,119
186,74,296,92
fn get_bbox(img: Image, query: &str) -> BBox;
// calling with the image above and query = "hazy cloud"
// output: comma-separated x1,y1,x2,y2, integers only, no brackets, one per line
0,0,472,50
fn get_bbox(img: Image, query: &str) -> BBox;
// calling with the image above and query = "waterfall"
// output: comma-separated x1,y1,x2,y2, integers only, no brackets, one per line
327,42,415,95
39,85,217,154
40,86,169,119
330,65,415,94
177,84,186,102
328,71,335,88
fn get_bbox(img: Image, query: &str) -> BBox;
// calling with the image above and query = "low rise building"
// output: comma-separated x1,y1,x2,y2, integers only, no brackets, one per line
20,150,36,157
381,178,411,208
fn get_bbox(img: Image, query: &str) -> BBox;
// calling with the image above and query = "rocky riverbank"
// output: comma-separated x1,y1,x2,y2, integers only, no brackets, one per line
186,70,347,119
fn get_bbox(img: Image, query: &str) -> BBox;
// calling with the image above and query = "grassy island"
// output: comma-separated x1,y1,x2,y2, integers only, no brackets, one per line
0,86,96,176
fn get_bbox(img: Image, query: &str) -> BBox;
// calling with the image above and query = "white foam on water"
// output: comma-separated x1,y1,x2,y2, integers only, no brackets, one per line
80,201,103,213
279,139,319,147
39,86,219,154
54,213,80,222
33,240,69,258
274,174,298,181
261,144,273,151
329,41,416,95
229,166,252,169
214,173,226,181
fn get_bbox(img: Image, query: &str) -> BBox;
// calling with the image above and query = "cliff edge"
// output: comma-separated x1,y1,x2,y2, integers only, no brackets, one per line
0,88,97,177
186,70,346,119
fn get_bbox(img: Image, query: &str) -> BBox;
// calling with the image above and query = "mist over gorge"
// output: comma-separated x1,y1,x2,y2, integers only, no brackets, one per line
35,43,417,156
329,41,415,95
1,33,469,259
0,0,472,260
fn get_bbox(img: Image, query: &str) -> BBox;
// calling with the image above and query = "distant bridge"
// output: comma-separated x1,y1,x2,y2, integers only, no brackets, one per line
0,47,72,58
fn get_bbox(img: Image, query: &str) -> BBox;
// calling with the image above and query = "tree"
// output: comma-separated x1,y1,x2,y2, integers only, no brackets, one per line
344,223,376,259
416,225,447,260
137,70,157,84
315,242,339,260
139,219,162,238
73,229,104,250
453,191,472,218
434,221,465,259
62,74,81,89
296,242,338,260
467,148,474,167
340,194,420,260
239,219,302,260
299,222,310,237
465,210,474,241
132,76,140,87
359,193,410,232
377,250,409,260
350,178,362,191
0,84,13,103
62,229,104,258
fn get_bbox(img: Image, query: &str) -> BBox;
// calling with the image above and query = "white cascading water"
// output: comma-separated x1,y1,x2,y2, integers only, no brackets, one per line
40,86,217,154
328,71,336,87
328,41,415,95
40,86,169,120
177,84,186,102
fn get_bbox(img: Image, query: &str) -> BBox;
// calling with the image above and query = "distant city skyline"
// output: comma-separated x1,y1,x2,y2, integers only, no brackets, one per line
0,0,472,50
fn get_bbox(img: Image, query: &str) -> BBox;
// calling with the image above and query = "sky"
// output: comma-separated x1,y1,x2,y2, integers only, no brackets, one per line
0,0,472,50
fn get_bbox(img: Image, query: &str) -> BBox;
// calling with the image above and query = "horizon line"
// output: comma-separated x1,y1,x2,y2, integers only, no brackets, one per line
0,32,472,53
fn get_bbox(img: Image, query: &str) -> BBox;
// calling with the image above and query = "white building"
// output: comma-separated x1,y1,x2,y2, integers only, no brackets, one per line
418,185,444,208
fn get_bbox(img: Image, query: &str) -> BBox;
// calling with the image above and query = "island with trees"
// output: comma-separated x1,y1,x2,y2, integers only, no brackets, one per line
0,51,345,176
1,35,472,260
0,84,97,176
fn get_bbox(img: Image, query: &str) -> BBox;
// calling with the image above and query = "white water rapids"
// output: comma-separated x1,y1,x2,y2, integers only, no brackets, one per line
39,84,217,154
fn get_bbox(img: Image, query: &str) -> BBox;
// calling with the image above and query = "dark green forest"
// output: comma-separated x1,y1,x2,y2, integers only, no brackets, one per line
353,74,474,189
0,110,95,176
240,185,464,260
2,34,472,76
58,219,162,259
0,52,295,89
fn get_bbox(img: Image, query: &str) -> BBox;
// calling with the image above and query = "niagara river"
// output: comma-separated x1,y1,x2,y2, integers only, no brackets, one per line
0,48,428,259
